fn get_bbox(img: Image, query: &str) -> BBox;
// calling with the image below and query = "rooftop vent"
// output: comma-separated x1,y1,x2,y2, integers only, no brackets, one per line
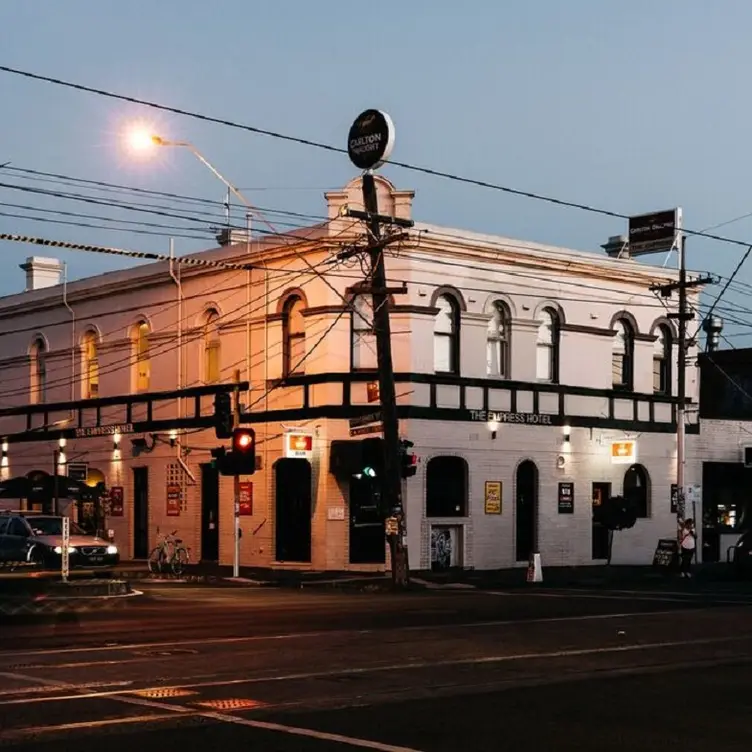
601,235,630,259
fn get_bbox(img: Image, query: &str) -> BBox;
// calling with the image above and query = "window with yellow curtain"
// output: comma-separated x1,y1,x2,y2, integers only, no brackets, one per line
204,310,221,383
134,322,150,392
82,331,99,399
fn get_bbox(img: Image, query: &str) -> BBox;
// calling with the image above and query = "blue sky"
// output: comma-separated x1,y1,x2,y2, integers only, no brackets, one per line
2,1,752,341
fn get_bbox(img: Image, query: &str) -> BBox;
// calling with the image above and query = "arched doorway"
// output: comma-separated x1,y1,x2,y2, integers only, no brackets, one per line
515,460,539,562
623,464,650,518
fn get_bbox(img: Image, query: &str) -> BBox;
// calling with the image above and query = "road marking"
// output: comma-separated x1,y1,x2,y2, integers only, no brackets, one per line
3,632,751,708
2,668,422,751
0,712,197,740
200,711,423,751
0,606,704,660
503,589,752,605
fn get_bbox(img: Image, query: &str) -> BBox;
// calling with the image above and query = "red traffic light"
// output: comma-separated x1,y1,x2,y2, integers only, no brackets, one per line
232,428,255,452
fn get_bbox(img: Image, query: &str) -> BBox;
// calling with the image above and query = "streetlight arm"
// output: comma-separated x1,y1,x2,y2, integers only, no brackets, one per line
156,138,253,212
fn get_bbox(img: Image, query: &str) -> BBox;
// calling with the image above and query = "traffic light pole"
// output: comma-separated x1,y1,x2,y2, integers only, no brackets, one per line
360,171,409,588
233,382,241,578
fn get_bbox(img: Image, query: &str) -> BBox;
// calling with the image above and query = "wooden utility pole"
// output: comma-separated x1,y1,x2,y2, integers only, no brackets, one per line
346,110,414,588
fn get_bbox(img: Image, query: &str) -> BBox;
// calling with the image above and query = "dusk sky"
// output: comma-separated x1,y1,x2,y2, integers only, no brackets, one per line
2,0,752,341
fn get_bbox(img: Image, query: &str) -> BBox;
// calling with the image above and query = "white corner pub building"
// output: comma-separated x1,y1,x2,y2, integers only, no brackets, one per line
0,176,699,571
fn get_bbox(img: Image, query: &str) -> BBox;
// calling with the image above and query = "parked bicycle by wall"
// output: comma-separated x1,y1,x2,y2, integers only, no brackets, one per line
148,530,190,576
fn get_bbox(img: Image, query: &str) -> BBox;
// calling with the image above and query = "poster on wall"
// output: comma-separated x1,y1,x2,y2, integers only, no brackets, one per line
558,482,574,514
238,482,253,516
109,486,124,517
166,484,181,517
484,481,502,514
670,483,679,514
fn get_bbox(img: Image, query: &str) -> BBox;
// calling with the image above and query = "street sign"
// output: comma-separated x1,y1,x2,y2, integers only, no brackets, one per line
238,481,253,516
349,411,382,429
349,423,384,437
627,208,681,256
347,109,395,171
67,462,88,483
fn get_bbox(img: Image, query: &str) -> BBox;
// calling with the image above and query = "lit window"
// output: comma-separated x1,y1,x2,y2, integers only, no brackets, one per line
134,322,150,392
82,331,99,399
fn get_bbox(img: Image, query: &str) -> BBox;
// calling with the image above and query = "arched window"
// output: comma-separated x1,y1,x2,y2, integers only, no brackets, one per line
434,295,460,374
487,301,510,378
624,463,650,518
30,337,47,404
536,308,560,382
283,296,306,376
203,309,221,383
351,294,377,370
653,325,672,394
612,319,635,390
426,456,468,517
133,321,150,392
82,331,99,399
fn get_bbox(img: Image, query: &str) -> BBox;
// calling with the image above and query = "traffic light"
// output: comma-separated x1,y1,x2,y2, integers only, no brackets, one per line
399,438,418,479
229,427,256,475
212,428,256,476
358,437,385,480
214,392,233,439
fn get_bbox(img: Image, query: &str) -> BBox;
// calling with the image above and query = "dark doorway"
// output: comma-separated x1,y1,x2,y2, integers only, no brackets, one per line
275,458,312,562
132,467,149,559
349,476,386,565
702,461,752,562
200,463,220,562
592,481,611,560
515,460,539,562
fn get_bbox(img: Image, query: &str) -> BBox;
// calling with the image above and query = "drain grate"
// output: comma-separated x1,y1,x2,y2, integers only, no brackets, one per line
195,698,265,711
132,687,196,699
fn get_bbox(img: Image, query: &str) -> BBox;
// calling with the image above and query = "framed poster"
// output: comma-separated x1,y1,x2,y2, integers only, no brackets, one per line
166,484,181,517
484,481,502,514
558,482,574,514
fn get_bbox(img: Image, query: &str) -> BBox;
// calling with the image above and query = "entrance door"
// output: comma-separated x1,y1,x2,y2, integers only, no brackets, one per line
515,460,539,562
275,459,312,562
349,477,386,565
591,482,611,560
200,464,220,562
132,467,149,559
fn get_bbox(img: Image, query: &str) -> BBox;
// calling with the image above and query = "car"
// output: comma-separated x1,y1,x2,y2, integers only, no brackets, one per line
0,513,119,570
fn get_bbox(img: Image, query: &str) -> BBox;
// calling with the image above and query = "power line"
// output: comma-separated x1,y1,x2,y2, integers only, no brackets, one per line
4,64,752,250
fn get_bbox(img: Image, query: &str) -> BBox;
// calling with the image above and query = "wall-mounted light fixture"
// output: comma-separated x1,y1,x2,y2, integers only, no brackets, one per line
113,432,121,452
169,429,178,448
2,440,8,469
488,419,499,440
58,437,67,449
563,425,571,444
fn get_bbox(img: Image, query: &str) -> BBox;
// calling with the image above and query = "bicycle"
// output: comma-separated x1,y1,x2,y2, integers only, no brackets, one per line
148,530,190,576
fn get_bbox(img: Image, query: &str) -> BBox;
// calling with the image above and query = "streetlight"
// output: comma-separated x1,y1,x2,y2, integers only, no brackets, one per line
128,128,257,579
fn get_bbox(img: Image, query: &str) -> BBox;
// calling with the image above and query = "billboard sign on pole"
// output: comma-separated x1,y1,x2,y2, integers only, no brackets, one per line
627,208,681,256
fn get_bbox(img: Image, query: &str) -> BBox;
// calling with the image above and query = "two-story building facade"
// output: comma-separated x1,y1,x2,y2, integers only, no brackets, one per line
0,176,702,571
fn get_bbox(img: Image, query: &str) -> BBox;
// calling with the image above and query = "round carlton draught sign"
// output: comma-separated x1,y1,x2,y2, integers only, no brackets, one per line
347,109,395,171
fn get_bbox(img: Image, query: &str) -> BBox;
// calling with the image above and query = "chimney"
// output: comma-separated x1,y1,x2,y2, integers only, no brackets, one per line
215,228,251,247
601,235,630,259
19,256,63,291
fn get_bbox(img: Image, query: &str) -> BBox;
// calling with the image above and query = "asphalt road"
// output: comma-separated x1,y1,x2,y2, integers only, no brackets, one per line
2,583,752,750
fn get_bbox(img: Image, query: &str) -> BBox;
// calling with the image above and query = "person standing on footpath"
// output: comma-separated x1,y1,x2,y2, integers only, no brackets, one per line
679,518,697,578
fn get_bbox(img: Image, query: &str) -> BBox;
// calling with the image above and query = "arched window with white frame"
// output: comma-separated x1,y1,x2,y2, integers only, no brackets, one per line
434,294,460,374
30,337,47,404
133,321,150,393
351,294,377,370
653,324,672,394
283,296,306,376
487,301,511,378
82,330,99,399
612,318,635,390
203,309,221,383
536,308,560,383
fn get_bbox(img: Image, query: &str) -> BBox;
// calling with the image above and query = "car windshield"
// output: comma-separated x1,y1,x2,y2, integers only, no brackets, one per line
29,517,87,537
